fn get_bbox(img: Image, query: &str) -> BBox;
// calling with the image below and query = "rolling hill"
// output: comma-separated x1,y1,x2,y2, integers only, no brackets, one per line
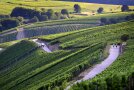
73,0,134,5
0,20,133,90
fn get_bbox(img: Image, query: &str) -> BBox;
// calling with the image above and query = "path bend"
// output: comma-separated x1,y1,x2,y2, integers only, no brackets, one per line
65,45,120,90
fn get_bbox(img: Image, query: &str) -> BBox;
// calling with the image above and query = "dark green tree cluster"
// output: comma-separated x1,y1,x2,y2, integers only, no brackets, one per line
0,15,10,19
11,7,40,19
10,7,49,22
0,18,20,32
121,5,129,12
11,7,70,23
100,14,134,25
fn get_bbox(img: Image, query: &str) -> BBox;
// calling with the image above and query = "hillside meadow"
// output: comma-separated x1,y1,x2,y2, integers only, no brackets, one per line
0,0,134,15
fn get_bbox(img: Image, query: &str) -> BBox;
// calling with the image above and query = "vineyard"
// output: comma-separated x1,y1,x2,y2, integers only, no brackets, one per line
0,42,104,90
39,21,134,48
24,24,97,38
0,11,134,43
0,32,17,43
0,40,37,71
24,12,134,29
71,39,134,90
0,20,133,90
0,0,134,90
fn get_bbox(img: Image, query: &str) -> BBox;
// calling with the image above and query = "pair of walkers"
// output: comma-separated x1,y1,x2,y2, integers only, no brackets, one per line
112,44,118,48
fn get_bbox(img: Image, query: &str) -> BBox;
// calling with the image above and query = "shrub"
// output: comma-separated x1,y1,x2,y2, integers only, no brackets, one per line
38,15,48,21
28,16,39,23
55,12,61,20
61,9,69,15
121,34,129,42
97,7,104,13
0,18,20,30
121,5,129,12
46,9,54,19
74,4,81,13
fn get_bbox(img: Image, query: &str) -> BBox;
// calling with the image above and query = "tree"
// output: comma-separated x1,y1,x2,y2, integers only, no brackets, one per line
55,12,61,19
41,8,46,12
10,7,41,19
97,7,104,13
28,16,39,23
121,34,129,42
61,9,69,15
121,5,129,12
74,4,81,13
38,15,48,21
17,16,24,24
46,9,54,19
1,18,20,30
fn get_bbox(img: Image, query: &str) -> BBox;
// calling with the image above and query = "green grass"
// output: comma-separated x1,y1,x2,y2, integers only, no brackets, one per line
0,40,19,48
0,0,134,15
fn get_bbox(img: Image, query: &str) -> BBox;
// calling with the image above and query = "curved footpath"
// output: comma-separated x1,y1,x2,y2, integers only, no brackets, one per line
0,48,3,52
16,28,25,40
65,45,120,90
32,39,52,53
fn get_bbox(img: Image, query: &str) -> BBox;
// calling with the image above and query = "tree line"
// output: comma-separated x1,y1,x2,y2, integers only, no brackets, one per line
100,14,134,25
0,4,132,32
0,4,81,32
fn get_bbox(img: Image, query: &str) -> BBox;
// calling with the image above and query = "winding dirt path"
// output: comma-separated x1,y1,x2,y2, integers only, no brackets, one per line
16,28,25,40
32,39,52,53
0,48,3,52
65,45,120,90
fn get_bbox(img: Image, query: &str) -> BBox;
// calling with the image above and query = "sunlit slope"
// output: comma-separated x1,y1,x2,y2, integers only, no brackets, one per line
40,21,134,48
0,0,134,15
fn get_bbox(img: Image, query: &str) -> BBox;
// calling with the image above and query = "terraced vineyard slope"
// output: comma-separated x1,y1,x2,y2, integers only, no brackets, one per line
71,39,134,90
0,20,133,90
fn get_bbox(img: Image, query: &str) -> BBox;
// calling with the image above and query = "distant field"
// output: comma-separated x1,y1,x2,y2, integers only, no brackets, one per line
0,0,134,15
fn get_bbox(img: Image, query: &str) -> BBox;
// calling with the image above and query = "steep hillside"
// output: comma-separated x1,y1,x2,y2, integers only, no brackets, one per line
71,39,134,90
0,21,133,90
